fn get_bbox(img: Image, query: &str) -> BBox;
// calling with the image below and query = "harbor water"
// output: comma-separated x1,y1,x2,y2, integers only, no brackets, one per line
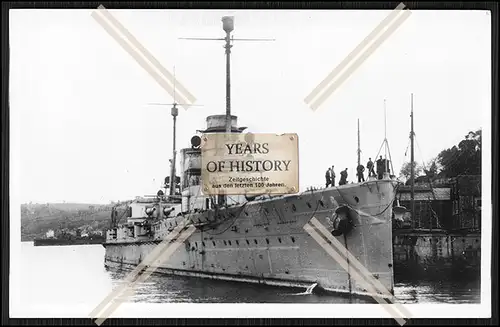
12,242,481,316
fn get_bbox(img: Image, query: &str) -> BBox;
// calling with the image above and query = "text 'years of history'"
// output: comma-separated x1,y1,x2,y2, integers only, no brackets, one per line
201,133,299,195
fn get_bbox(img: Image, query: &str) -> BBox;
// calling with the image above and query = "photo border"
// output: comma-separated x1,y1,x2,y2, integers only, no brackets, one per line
2,1,497,326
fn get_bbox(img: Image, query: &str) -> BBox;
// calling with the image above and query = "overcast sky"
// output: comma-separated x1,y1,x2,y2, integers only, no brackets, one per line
10,9,491,204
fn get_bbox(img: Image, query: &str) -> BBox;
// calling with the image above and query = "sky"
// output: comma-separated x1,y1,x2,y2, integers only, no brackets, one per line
9,9,491,204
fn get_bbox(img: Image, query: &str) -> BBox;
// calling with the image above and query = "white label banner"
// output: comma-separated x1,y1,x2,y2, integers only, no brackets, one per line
200,133,299,195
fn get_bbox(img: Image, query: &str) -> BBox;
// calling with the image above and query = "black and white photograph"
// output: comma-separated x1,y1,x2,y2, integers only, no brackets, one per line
8,5,492,322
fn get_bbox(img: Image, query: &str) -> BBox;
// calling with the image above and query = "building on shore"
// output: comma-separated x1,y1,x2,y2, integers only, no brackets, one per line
393,174,481,280
396,174,481,231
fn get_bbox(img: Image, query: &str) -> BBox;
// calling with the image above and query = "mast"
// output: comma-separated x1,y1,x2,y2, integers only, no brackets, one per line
384,99,388,174
147,68,203,200
374,99,395,180
169,104,178,197
222,17,233,133
179,16,275,134
179,17,275,206
410,93,415,228
357,119,361,167
169,67,179,198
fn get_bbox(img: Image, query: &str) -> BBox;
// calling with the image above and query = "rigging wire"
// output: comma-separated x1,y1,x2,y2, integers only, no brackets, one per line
404,135,447,230
414,135,429,171
337,182,401,218
412,131,476,177
404,138,411,157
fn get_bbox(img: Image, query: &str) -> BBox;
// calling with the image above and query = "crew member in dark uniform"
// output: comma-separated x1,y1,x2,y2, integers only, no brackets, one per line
376,155,384,179
325,168,332,187
331,165,336,186
339,168,348,185
356,163,365,182
367,158,375,177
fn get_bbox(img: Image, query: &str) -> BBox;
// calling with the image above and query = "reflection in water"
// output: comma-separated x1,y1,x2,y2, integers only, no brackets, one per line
107,267,481,304
106,268,374,304
16,242,481,311
394,279,481,304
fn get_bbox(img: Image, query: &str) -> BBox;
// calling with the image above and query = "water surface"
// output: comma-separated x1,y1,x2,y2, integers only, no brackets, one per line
13,242,481,314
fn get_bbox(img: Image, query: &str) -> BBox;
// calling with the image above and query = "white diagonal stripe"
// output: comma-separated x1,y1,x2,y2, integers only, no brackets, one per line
309,217,412,319
304,223,407,325
93,225,196,325
305,3,411,111
91,5,196,110
89,219,192,319
304,2,406,104
308,10,411,111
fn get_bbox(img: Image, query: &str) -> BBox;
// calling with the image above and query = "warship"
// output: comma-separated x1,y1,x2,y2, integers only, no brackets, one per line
102,16,401,298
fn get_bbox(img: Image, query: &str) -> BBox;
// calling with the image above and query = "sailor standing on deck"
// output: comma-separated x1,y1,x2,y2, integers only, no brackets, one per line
339,168,348,185
356,163,365,182
325,168,332,188
367,158,375,177
376,155,384,179
331,165,336,186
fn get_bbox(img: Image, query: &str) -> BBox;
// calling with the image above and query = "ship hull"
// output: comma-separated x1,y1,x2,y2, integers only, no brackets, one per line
104,179,398,299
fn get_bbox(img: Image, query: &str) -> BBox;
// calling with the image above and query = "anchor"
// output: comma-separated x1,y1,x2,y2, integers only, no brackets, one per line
330,205,354,237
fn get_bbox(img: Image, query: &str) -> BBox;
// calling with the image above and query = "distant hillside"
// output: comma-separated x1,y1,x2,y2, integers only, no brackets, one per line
20,202,126,241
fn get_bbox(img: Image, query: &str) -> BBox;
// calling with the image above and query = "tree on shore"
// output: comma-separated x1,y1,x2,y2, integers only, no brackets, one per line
399,129,481,182
436,129,481,178
399,161,423,181
423,158,439,178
